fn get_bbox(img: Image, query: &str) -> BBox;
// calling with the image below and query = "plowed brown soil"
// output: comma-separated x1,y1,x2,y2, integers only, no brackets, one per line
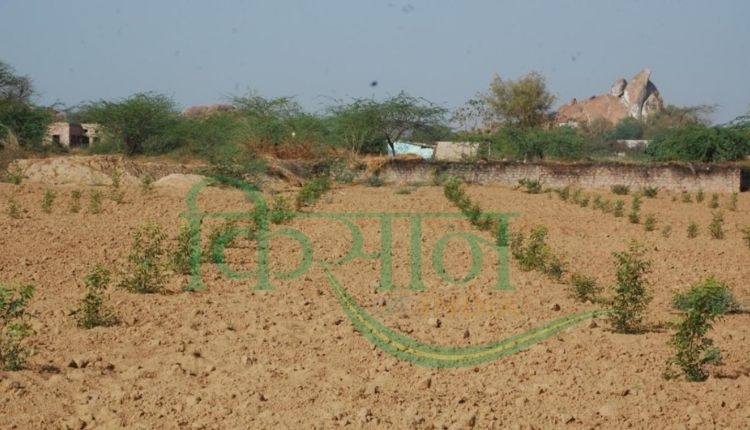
1,178,749,429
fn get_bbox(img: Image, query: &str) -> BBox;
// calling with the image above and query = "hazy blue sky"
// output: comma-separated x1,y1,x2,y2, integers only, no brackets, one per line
1,0,748,123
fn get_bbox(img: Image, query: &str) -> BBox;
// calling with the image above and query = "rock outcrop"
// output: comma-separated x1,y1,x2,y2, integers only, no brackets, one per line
557,69,664,125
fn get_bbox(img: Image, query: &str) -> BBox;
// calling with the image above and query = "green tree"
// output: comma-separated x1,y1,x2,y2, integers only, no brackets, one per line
327,99,383,154
366,92,447,156
78,92,179,155
645,124,749,162
0,61,52,150
483,71,556,128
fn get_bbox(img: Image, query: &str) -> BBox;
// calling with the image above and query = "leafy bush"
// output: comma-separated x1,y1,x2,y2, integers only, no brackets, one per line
75,265,118,329
518,178,542,194
641,187,659,198
443,177,497,232
295,176,332,210
672,277,740,316
709,212,724,239
607,117,644,141
610,242,652,333
687,221,699,238
742,226,750,250
611,184,630,195
509,226,566,281
0,283,34,370
645,124,749,162
119,222,167,293
171,221,193,275
666,278,735,381
681,191,693,203
569,273,601,302
695,189,704,203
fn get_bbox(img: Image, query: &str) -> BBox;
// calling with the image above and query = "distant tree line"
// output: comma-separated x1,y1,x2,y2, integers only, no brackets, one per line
1,59,749,170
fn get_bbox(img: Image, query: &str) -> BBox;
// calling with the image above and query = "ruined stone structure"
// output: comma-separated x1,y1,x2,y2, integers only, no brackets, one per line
557,69,664,125
44,122,100,148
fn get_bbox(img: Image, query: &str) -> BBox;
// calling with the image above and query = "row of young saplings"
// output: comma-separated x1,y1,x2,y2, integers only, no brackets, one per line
518,178,748,241
443,177,745,382
0,174,333,372
4,172,156,219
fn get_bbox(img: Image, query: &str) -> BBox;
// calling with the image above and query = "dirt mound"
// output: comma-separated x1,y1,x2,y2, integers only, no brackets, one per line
9,155,199,186
153,173,206,190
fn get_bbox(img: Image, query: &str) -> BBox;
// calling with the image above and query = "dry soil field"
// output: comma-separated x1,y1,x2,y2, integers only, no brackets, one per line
1,169,749,429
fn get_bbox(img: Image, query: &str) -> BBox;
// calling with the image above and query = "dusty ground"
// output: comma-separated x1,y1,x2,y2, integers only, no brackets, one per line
1,167,749,429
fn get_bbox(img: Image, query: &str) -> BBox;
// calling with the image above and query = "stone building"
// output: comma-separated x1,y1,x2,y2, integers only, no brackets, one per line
45,122,100,148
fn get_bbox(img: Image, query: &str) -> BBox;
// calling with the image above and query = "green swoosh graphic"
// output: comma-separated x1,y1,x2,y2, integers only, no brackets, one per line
324,268,608,367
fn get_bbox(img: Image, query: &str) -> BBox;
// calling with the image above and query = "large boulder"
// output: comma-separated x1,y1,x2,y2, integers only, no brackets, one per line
557,69,664,125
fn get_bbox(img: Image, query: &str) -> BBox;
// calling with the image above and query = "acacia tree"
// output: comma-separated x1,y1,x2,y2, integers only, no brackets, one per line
484,72,556,128
329,92,446,155
0,61,33,104
79,92,179,155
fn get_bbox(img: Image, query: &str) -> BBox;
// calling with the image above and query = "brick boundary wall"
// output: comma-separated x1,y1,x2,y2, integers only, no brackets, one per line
378,160,743,193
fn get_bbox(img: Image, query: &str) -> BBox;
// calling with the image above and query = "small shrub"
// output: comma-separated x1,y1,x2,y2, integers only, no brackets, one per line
612,200,624,217
742,226,750,250
295,176,332,210
119,222,167,294
708,194,719,209
641,186,659,198
666,278,730,381
7,197,21,219
171,221,193,275
75,266,118,329
571,188,583,204
41,189,55,214
110,173,125,204
695,189,704,203
661,225,672,238
687,221,699,238
0,283,34,371
728,193,737,211
631,193,642,211
610,241,652,334
672,277,741,316
1,167,24,185
681,191,693,203
366,175,384,187
708,212,724,239
70,190,82,213
510,226,566,280
141,174,154,194
89,190,103,214
269,195,296,224
578,194,590,208
628,210,640,224
569,273,601,302
644,214,657,232
611,184,630,195
519,178,542,194
555,186,571,201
